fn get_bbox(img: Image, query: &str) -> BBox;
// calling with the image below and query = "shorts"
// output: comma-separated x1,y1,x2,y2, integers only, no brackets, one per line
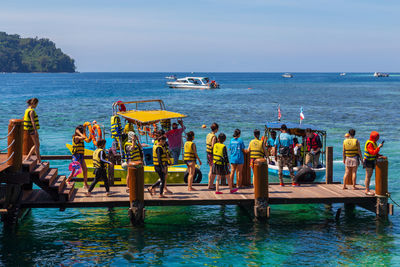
72,154,84,164
364,160,376,169
185,160,195,165
345,157,359,167
250,158,257,168
28,130,35,135
207,153,213,166
212,164,230,176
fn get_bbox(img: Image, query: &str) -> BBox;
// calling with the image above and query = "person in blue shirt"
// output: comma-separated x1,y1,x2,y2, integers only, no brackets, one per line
229,129,245,189
267,130,277,164
274,124,296,186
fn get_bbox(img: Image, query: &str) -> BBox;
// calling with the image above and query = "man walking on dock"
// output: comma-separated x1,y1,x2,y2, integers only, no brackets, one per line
275,124,295,186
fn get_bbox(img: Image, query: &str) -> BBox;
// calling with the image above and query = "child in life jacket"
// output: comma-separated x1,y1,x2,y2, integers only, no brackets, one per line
87,139,111,196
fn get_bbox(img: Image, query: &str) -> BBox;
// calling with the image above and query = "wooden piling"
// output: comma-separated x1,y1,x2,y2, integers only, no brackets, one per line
22,130,34,156
7,119,23,172
128,161,145,226
325,146,333,184
253,158,269,221
242,149,251,186
375,157,389,219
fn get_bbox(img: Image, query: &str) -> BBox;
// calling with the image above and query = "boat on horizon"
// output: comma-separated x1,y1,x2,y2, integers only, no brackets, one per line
166,77,219,89
374,72,389,77
282,73,293,78
340,72,346,76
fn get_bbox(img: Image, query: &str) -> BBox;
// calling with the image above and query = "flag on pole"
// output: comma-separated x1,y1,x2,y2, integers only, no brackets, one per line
300,107,305,124
278,105,282,121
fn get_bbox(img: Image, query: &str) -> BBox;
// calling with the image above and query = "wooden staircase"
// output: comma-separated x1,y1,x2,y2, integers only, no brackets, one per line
22,156,75,201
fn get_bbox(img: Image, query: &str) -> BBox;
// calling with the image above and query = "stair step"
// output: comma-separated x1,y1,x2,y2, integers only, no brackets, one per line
32,162,49,179
60,181,75,201
40,168,58,186
22,156,38,172
50,175,67,193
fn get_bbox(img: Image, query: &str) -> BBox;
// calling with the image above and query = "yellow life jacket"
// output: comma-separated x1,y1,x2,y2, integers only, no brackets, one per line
213,143,226,165
160,119,171,131
72,137,85,155
123,123,135,134
249,138,265,159
124,141,142,161
93,148,106,169
343,138,358,157
184,141,196,161
206,132,216,154
364,140,378,161
110,115,122,139
152,144,168,166
23,108,40,131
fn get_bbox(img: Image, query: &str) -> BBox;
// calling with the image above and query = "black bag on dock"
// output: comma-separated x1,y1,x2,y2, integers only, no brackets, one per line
294,166,316,183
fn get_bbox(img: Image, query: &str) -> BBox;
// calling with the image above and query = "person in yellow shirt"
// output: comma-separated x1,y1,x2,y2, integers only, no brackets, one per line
342,129,363,190
23,98,41,163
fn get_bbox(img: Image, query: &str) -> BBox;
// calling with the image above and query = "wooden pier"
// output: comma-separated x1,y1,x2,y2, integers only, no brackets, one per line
0,118,393,227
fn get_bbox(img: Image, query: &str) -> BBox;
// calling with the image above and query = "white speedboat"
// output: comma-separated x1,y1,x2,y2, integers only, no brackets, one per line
340,72,346,76
165,75,177,80
282,73,293,78
374,72,389,77
167,77,219,89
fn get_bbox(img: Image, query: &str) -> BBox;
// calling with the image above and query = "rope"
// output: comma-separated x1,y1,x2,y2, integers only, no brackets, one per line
0,125,16,140
0,139,15,152
0,151,14,165
387,193,400,208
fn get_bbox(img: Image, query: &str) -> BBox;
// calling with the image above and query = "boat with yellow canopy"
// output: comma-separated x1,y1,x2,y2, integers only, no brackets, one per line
66,100,201,186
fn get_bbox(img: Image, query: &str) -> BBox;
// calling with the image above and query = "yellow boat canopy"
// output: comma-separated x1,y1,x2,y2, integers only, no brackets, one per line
117,110,187,124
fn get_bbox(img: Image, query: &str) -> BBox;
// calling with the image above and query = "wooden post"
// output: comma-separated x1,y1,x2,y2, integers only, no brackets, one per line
325,146,333,184
128,161,145,226
22,130,34,156
242,149,251,186
7,119,23,172
253,158,269,221
375,157,389,219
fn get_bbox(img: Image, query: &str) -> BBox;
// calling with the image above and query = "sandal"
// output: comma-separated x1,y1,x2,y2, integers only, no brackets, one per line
365,191,375,196
147,187,154,196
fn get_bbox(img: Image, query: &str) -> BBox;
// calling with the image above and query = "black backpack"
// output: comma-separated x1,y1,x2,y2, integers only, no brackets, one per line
278,134,291,157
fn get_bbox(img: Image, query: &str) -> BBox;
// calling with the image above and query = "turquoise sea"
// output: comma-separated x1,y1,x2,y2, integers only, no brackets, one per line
0,72,400,265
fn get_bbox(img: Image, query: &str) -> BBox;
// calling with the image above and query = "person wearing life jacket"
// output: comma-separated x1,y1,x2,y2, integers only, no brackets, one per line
248,129,267,169
124,131,143,193
123,122,135,134
305,128,323,168
166,119,186,165
23,98,41,163
206,123,219,189
66,125,89,189
87,139,111,196
148,136,169,198
274,124,295,186
342,129,362,190
364,131,384,195
213,133,236,194
184,131,202,191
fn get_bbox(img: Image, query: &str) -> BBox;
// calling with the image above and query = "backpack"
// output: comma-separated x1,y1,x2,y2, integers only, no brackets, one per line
278,134,291,157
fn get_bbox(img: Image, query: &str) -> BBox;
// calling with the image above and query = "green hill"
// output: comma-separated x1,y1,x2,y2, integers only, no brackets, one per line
0,32,76,73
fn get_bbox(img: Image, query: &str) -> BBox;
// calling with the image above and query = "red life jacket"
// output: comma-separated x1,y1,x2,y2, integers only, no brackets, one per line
306,133,320,151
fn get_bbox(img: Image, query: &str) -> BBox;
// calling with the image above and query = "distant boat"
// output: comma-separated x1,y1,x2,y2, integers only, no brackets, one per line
167,77,220,89
165,75,177,80
374,72,389,77
340,72,346,76
282,73,293,78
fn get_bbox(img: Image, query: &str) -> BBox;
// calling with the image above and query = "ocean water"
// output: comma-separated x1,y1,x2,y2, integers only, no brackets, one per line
0,72,400,265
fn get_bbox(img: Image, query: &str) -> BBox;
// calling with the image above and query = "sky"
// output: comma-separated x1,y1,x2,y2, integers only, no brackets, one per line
1,0,399,72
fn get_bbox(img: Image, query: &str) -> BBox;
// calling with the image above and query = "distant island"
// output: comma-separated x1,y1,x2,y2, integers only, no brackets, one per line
0,32,76,73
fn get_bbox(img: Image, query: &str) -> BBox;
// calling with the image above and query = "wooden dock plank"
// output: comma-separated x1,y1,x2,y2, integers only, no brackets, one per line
16,183,377,209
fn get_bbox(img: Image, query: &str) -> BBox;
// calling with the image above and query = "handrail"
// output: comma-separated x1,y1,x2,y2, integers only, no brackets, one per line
0,125,16,140
0,151,14,165
0,139,15,152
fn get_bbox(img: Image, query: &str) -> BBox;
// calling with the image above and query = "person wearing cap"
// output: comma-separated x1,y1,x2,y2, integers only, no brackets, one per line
342,129,362,190
363,131,384,195
124,131,143,193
